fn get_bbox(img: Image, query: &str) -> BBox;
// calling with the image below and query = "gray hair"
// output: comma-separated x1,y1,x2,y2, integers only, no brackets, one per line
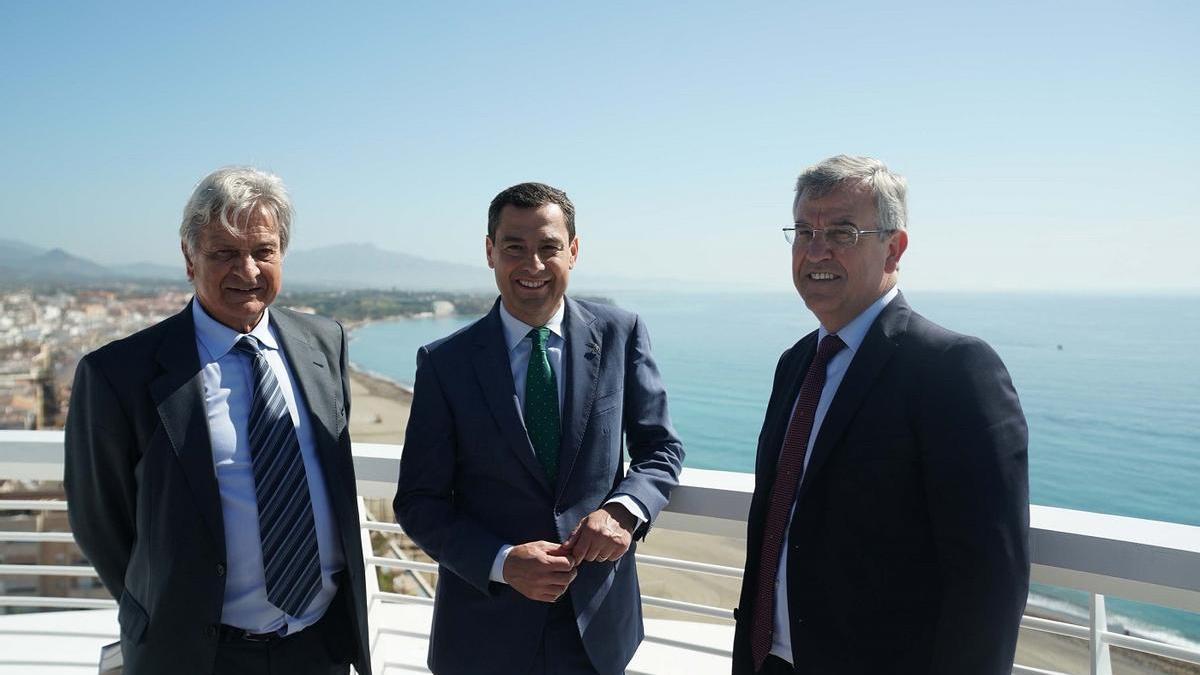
795,155,908,232
180,166,294,253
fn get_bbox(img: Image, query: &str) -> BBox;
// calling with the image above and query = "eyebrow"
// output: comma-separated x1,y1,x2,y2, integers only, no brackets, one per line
794,215,858,225
499,234,565,244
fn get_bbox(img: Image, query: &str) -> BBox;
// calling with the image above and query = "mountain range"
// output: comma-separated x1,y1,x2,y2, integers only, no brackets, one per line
0,239,492,290
0,239,701,292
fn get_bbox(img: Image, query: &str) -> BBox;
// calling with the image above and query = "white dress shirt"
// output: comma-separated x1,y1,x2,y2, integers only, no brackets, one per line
770,286,899,663
193,301,344,634
488,300,649,583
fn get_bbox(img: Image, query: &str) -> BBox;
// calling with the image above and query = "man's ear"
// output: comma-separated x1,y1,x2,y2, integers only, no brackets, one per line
182,241,195,281
568,236,579,270
884,230,908,274
485,235,496,270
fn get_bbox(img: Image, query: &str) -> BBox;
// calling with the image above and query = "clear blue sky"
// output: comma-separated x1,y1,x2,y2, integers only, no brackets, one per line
2,1,1197,292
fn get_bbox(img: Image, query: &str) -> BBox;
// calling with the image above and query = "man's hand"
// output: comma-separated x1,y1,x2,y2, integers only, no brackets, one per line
502,541,577,602
563,504,636,566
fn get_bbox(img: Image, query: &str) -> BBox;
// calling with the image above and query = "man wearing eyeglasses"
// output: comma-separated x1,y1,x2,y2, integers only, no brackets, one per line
731,156,1030,674
395,182,684,674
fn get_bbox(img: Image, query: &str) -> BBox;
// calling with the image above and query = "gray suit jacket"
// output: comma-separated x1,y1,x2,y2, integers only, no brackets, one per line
394,297,685,675
64,302,371,675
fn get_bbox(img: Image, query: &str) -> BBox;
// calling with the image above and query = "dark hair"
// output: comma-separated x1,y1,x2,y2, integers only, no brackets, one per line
487,182,576,240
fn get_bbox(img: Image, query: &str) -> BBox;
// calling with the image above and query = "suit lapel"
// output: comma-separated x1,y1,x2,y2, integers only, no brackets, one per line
269,309,349,502
795,296,910,505
556,298,601,500
149,303,225,556
759,334,817,480
471,302,554,495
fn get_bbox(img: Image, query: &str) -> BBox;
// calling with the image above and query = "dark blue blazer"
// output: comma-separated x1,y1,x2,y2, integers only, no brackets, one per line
732,293,1030,674
395,297,684,675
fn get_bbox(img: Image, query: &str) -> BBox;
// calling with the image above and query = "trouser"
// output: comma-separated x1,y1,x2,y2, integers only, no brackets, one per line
759,654,796,674
211,585,353,675
528,597,601,675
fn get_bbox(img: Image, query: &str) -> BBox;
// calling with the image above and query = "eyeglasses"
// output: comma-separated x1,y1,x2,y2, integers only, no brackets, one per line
782,225,892,249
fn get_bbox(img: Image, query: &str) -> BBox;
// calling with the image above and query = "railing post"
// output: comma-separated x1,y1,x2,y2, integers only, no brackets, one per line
1090,593,1113,675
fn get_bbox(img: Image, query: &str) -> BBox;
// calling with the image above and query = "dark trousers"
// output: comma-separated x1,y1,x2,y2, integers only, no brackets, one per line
760,654,795,674
212,598,352,675
528,598,600,675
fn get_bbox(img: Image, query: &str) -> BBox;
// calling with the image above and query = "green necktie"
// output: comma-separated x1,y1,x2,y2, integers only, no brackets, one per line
524,326,561,483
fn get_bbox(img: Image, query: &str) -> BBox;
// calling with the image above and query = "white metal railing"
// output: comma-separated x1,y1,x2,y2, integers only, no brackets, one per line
3,430,1200,674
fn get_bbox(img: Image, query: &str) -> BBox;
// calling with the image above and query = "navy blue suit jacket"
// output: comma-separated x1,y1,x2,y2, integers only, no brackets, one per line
395,297,684,675
732,293,1030,674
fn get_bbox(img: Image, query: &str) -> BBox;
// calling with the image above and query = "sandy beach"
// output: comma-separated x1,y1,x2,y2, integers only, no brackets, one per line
347,365,1193,674
348,367,412,444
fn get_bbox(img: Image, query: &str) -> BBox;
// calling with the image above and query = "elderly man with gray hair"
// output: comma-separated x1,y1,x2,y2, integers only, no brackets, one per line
732,155,1030,674
65,167,372,675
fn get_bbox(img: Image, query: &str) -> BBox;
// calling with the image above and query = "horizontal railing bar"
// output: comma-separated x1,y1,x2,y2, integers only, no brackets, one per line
640,633,734,658
641,594,734,620
360,520,404,534
1020,615,1090,640
0,628,117,639
0,596,116,609
0,500,68,511
0,531,76,543
366,556,439,574
635,553,743,578
1102,629,1200,664
372,591,435,606
1012,666,1068,675
0,563,99,577
0,660,103,668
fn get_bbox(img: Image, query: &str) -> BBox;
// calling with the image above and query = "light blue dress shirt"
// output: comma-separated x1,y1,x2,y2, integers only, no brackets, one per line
770,285,899,662
193,301,344,635
488,300,649,583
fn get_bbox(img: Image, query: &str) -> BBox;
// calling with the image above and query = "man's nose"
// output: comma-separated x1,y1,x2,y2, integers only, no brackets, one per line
803,232,834,261
231,252,259,277
524,250,547,271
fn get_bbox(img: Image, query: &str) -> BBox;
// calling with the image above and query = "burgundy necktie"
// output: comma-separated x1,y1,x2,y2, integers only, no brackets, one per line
750,334,846,670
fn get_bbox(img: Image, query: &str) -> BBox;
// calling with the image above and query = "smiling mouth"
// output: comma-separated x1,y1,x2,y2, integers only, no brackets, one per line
807,272,840,281
227,286,262,294
516,279,549,289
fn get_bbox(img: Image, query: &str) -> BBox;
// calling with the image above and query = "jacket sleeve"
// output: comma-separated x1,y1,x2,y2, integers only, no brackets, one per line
612,314,685,538
393,347,508,594
63,355,137,600
921,337,1030,673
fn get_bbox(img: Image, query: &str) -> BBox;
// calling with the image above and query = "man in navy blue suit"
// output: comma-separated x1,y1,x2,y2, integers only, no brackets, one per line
732,156,1030,674
395,182,685,675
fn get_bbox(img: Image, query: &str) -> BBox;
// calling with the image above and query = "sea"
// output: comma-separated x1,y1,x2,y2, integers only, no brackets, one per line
348,290,1200,647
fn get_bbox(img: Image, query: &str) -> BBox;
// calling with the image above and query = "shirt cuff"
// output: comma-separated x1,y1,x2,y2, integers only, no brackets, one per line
604,495,648,529
489,544,515,584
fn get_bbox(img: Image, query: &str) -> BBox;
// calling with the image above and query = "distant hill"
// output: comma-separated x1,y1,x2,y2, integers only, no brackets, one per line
284,243,492,291
0,242,114,281
0,238,494,290
0,238,706,292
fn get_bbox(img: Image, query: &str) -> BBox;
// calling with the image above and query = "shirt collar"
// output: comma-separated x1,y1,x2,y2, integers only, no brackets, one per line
818,285,899,354
192,299,278,360
498,299,565,353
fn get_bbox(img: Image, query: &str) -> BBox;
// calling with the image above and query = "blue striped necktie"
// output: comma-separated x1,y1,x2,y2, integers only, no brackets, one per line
234,336,322,617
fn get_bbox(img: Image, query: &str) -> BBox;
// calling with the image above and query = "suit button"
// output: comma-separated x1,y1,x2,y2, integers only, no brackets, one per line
216,563,226,577
206,625,218,638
